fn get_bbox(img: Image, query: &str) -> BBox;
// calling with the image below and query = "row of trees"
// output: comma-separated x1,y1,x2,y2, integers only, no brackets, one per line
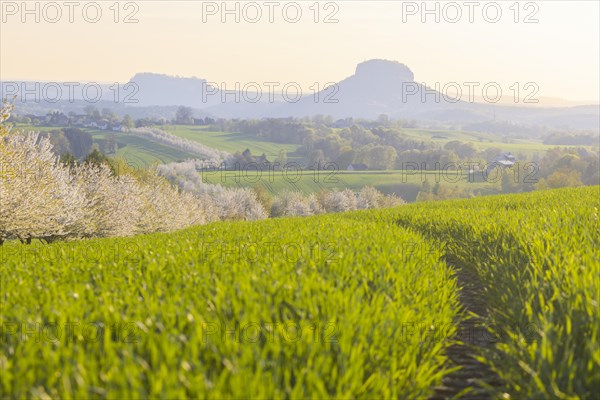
413,146,600,202
129,127,231,163
2,99,405,245
157,160,404,218
531,147,599,188
212,118,529,170
38,128,94,158
268,187,403,217
0,103,266,244
542,132,598,146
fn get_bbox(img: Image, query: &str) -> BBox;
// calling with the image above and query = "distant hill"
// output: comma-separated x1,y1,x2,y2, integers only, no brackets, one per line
278,60,599,130
198,59,600,130
2,60,598,130
129,73,218,108
279,59,469,119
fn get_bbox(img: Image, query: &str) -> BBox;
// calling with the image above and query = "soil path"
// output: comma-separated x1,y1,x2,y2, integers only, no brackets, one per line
430,262,504,399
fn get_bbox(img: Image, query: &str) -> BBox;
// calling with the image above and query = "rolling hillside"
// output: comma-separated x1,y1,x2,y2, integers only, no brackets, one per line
2,187,598,398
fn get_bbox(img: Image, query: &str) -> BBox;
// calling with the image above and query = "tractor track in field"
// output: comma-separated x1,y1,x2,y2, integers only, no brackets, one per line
430,262,504,400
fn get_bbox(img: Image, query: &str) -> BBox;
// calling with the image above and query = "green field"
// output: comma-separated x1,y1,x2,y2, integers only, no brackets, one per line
13,124,301,167
201,169,499,201
2,187,598,398
12,125,197,167
167,125,574,161
162,125,301,162
10,124,594,200
402,128,593,157
14,124,590,168
90,130,198,167
2,210,460,398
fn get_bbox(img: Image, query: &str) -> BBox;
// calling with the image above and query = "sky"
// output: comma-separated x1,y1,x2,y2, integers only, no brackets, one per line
1,0,599,102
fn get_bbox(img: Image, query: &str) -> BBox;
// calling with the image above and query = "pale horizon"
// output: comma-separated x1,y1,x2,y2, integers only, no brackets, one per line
1,1,599,103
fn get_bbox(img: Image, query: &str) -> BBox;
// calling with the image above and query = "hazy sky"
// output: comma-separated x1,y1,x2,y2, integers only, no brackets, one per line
1,1,599,101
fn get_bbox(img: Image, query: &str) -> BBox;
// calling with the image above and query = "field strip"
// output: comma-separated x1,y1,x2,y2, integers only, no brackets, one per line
0,214,461,398
392,186,599,398
431,261,504,400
